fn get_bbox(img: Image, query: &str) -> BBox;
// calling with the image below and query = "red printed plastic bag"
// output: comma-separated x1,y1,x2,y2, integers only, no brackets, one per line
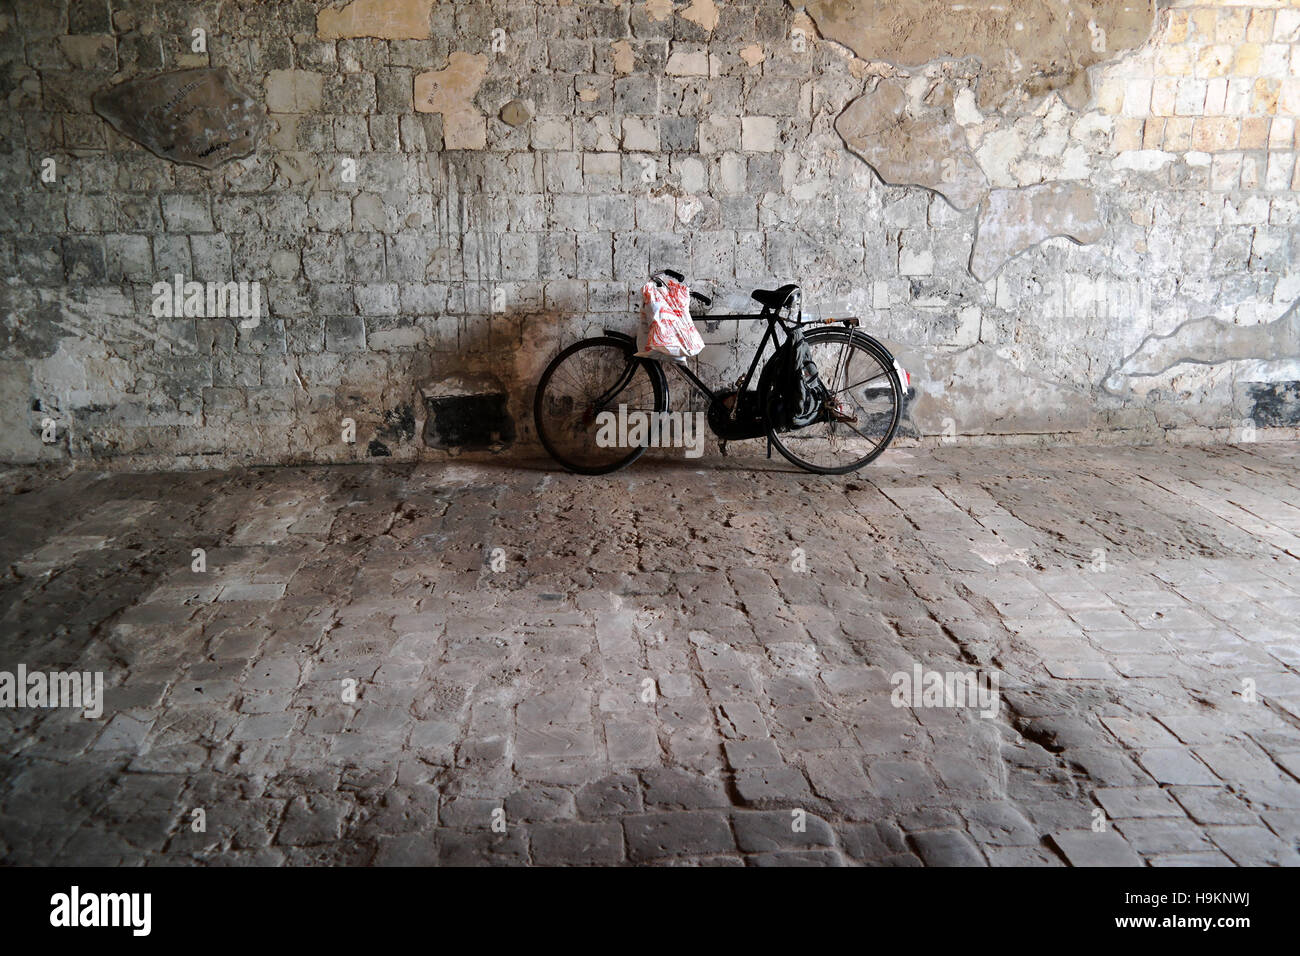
640,277,704,360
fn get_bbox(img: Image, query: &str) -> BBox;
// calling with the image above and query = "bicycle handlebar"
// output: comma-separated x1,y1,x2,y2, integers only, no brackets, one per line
652,269,712,308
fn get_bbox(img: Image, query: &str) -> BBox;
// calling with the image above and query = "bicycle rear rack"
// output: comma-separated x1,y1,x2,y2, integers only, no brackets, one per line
805,316,860,328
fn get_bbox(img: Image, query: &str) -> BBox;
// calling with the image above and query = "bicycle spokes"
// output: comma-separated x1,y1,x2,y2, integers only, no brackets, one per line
767,330,902,474
535,339,664,474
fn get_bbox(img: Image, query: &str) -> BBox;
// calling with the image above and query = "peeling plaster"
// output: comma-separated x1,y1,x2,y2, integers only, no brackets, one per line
610,39,635,75
681,0,720,33
1103,298,1300,397
644,0,674,24
969,182,1105,281
804,1,1164,283
92,68,266,169
835,78,988,211
801,0,1157,111
414,52,489,150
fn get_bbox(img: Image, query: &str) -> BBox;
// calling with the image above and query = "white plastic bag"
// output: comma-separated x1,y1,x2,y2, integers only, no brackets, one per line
639,276,704,360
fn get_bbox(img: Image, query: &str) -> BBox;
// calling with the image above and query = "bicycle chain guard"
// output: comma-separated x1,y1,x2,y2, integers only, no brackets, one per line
707,389,768,441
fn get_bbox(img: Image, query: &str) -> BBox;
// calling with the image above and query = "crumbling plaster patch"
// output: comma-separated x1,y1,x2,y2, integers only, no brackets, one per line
610,39,635,75
93,68,266,169
681,0,721,33
1103,298,1300,397
971,95,1100,187
835,77,988,210
802,0,1157,111
414,52,489,150
804,1,1161,283
644,0,675,24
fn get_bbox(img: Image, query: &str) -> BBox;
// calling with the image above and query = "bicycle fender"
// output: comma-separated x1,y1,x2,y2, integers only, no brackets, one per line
845,329,895,364
843,329,911,396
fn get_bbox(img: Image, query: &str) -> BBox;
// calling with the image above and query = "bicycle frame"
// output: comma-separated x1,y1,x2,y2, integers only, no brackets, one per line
669,312,785,404
647,312,862,402
591,311,787,416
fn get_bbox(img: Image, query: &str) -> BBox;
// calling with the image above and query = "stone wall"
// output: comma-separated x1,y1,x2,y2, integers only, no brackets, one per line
1,0,1298,468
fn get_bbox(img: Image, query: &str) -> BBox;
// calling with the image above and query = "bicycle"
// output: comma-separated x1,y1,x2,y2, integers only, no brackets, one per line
534,270,909,475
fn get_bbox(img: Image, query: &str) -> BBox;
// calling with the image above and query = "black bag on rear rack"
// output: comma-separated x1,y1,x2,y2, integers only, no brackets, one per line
764,326,830,430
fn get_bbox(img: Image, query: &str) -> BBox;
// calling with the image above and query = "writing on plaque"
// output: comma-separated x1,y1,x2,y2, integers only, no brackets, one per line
92,68,265,169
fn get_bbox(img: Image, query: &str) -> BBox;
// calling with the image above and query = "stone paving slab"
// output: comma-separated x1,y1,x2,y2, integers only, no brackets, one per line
1,443,1299,865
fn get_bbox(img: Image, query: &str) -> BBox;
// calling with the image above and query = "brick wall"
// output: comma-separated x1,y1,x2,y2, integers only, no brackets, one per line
1,0,1298,468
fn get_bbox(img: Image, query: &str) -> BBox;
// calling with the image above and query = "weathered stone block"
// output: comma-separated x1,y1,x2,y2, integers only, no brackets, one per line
316,0,436,40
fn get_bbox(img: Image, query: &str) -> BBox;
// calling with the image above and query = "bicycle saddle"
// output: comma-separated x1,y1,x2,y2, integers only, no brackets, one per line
750,284,799,310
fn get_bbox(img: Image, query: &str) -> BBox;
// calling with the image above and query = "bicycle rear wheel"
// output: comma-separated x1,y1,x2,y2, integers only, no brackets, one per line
765,327,902,474
534,336,667,475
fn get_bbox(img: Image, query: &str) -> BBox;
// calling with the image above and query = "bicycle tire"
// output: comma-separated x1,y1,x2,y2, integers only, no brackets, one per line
764,326,903,475
534,336,668,475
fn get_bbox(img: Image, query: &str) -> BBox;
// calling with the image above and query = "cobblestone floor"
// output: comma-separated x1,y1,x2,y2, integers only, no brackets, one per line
2,442,1300,866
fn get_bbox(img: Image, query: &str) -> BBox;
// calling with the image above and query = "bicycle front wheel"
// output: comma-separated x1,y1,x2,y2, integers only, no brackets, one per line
764,327,903,475
534,336,666,475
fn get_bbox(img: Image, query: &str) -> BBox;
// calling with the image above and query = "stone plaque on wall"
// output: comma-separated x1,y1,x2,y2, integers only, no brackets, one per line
92,68,266,169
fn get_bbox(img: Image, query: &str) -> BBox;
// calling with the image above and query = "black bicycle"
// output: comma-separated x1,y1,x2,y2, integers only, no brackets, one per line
534,270,907,475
